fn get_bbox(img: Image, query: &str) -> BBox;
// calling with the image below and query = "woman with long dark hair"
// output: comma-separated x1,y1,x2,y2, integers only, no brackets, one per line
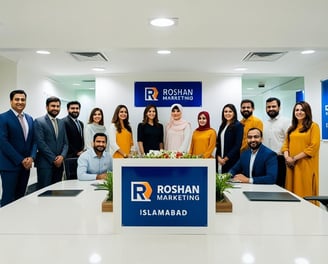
109,105,133,158
84,107,108,150
137,105,164,155
282,101,320,202
216,104,243,173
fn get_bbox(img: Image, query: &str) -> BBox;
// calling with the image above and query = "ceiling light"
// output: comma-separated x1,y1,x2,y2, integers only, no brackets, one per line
92,67,105,72
301,50,315,55
234,67,248,71
150,18,176,27
36,50,51,55
72,83,80,86
157,50,171,55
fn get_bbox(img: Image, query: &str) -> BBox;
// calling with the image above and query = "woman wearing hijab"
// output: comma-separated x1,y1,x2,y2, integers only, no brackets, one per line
164,104,191,152
189,111,216,158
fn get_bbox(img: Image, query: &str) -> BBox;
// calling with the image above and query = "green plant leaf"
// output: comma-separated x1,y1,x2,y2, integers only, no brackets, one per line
216,173,233,202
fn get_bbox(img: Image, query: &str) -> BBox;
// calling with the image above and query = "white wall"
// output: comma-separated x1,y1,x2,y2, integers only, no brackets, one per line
0,56,17,113
96,73,242,147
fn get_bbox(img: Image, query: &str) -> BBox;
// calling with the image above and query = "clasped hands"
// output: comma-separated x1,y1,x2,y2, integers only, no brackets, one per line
22,157,33,170
285,156,296,169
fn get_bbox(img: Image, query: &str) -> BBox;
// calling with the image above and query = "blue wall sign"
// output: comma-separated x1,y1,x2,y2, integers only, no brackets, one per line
134,81,202,107
321,80,328,140
121,166,208,227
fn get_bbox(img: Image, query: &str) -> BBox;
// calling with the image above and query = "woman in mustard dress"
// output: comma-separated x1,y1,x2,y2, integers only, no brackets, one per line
109,105,133,158
189,111,216,158
281,101,320,200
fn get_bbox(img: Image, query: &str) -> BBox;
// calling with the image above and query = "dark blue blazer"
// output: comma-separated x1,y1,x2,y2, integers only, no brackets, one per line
229,144,277,184
0,110,37,171
216,121,243,173
34,115,68,168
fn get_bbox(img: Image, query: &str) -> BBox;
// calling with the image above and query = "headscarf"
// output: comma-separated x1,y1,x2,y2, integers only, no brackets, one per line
167,103,189,131
196,111,211,131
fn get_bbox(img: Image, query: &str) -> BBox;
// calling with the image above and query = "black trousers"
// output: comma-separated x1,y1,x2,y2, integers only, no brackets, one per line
276,155,286,188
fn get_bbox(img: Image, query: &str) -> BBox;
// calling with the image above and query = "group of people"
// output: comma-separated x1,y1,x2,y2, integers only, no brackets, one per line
0,90,321,207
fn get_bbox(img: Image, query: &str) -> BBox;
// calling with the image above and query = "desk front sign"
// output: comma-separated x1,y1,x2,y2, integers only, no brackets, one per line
122,166,207,227
113,159,215,233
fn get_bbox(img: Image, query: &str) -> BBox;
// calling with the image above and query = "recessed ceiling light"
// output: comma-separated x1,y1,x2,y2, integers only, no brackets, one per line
72,83,81,86
301,50,315,55
36,50,51,55
157,50,171,55
234,67,248,71
150,18,177,27
92,67,105,72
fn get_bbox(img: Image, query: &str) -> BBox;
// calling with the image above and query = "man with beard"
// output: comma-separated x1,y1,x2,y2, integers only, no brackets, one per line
34,96,68,189
63,101,85,158
77,133,112,181
240,99,263,153
263,97,290,187
229,128,277,184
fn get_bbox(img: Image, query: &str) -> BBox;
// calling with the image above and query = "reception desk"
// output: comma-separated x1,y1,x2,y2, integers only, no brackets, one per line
0,159,328,263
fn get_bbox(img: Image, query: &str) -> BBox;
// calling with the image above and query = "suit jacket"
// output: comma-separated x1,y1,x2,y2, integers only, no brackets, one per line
0,110,37,171
216,121,243,172
229,144,277,184
63,116,84,158
34,115,68,168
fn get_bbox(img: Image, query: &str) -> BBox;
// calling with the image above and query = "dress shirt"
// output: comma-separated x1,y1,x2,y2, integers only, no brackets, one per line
263,115,290,154
77,148,112,181
249,150,259,184
12,109,29,139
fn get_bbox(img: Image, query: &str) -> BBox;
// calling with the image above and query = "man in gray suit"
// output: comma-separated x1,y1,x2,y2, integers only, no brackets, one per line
34,96,68,189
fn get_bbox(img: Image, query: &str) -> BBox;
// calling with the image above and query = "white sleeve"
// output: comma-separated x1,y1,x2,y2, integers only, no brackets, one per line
108,123,119,155
84,125,93,150
178,123,192,153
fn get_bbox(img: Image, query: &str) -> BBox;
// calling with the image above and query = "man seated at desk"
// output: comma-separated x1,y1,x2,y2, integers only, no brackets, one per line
229,127,277,184
77,132,112,181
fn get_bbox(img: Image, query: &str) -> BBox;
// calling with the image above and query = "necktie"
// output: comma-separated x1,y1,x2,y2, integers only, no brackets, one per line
51,118,58,138
75,119,82,136
18,114,28,140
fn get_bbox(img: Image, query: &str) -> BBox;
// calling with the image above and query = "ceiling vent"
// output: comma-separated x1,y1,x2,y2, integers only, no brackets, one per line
243,52,287,62
70,52,108,62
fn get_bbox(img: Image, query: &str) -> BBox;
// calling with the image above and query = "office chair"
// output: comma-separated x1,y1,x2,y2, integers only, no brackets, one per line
64,157,78,180
303,196,328,210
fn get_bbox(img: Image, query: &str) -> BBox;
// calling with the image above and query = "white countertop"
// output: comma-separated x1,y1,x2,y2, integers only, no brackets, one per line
0,180,327,263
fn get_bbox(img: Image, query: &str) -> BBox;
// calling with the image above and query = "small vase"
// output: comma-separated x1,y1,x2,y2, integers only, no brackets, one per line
102,198,113,212
216,194,232,213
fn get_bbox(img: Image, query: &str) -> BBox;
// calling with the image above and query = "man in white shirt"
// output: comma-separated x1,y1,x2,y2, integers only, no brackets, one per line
77,133,112,181
263,97,290,187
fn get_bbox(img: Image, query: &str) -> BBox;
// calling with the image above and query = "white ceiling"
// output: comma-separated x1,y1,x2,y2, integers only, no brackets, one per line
1,0,328,95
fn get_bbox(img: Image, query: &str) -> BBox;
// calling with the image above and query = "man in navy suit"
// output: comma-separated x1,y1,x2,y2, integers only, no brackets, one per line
34,96,68,189
229,127,277,184
0,90,37,206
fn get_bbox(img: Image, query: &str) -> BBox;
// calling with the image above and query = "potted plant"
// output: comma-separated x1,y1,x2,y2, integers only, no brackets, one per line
216,173,233,212
96,171,113,212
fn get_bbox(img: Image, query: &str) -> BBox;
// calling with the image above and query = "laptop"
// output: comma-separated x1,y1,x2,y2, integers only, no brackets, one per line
38,189,83,197
243,191,300,202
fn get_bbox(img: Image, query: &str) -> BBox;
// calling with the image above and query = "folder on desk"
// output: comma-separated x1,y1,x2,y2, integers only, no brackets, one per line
243,191,300,202
38,189,83,197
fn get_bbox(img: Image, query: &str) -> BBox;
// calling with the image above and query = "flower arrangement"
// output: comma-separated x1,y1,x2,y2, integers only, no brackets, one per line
143,150,202,159
216,173,233,202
